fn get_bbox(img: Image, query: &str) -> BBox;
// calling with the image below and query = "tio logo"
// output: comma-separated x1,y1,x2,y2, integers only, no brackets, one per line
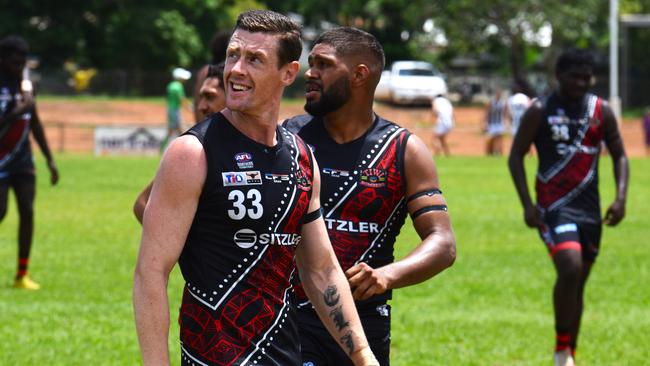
233,228,257,249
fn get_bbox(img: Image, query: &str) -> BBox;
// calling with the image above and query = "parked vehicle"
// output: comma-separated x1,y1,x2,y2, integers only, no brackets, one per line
375,61,447,105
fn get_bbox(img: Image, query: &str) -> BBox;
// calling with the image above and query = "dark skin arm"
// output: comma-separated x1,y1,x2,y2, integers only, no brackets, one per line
30,103,59,185
346,134,456,301
600,103,629,226
508,101,543,229
134,181,154,224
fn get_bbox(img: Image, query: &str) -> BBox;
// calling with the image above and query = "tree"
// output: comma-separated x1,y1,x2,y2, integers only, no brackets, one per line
0,0,263,71
265,0,435,64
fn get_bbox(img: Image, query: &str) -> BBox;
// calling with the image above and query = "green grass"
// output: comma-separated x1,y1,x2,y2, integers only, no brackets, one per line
0,155,648,365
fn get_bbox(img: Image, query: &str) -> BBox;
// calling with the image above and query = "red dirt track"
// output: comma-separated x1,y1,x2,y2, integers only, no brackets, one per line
37,99,647,156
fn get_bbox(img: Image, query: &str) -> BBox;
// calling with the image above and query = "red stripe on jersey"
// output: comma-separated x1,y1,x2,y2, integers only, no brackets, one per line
536,97,604,210
0,119,28,159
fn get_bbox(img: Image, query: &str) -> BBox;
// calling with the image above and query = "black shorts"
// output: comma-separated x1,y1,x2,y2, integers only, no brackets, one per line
299,305,391,366
0,169,35,187
538,210,602,262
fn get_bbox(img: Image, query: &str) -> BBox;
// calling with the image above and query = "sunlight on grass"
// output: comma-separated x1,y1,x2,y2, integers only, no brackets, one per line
0,155,647,365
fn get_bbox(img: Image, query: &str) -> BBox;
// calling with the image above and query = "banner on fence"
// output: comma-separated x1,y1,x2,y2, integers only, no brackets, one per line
94,126,167,156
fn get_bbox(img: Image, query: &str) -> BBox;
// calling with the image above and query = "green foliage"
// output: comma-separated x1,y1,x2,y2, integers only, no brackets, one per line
266,0,435,64
0,154,648,364
0,0,266,71
154,11,202,67
5,0,650,80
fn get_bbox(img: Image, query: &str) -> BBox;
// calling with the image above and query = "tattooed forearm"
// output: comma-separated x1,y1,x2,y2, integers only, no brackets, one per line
323,285,340,306
340,332,355,355
329,305,350,331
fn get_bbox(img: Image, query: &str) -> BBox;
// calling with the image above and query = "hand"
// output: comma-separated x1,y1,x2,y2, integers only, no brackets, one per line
604,199,625,226
47,160,59,185
345,262,389,301
349,346,379,366
524,204,543,229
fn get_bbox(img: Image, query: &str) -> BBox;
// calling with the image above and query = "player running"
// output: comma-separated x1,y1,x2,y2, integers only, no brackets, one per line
0,35,59,290
508,48,629,366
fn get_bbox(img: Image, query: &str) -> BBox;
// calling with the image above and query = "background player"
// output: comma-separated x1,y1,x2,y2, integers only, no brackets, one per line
192,31,230,123
431,93,455,156
505,81,532,136
133,11,379,366
162,67,191,150
484,87,506,155
0,35,59,290
508,48,629,366
284,27,456,366
133,63,225,223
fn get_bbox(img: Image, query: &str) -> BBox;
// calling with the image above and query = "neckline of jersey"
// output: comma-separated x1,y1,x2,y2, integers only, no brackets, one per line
318,113,380,147
218,112,284,153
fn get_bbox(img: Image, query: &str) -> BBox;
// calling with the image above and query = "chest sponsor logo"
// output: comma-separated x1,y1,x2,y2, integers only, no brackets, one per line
322,168,350,178
233,228,301,248
234,152,254,169
324,219,379,234
296,169,311,191
264,173,290,183
548,115,570,125
359,168,387,188
222,170,262,186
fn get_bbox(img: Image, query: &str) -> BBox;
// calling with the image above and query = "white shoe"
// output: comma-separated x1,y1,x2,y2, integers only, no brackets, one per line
554,349,575,366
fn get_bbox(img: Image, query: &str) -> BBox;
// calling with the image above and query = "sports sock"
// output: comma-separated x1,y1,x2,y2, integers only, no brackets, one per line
555,332,571,352
17,257,29,278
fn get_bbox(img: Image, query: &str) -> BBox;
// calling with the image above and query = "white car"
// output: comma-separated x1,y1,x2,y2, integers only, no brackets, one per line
375,61,447,105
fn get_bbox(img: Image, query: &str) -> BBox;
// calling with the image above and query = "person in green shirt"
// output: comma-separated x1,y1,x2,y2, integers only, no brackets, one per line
163,67,191,150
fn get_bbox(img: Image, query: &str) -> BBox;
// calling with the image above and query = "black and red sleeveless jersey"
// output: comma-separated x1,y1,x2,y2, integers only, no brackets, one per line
0,71,33,176
534,92,605,224
283,114,411,312
178,112,314,366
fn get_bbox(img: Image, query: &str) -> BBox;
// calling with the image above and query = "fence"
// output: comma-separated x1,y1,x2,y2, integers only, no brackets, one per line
41,123,172,155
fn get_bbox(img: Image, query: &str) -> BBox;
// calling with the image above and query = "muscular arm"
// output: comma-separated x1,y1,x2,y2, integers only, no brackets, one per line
133,181,154,224
601,103,629,226
508,102,543,228
133,136,205,366
295,161,378,366
30,103,58,185
346,134,456,300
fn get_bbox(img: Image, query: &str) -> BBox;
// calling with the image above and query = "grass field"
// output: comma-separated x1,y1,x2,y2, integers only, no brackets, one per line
0,155,648,365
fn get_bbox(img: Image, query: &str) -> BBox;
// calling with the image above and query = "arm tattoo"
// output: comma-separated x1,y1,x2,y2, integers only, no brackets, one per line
340,332,355,355
329,305,350,331
323,285,340,307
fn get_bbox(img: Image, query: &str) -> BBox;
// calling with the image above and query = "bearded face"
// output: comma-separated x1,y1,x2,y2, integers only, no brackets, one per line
304,74,351,117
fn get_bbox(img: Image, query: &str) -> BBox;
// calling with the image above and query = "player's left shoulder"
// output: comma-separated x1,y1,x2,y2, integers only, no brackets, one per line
591,94,617,123
374,114,411,137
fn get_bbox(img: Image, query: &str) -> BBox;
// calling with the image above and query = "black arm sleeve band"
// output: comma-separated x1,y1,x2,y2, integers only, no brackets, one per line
410,205,448,219
303,208,323,224
406,189,442,203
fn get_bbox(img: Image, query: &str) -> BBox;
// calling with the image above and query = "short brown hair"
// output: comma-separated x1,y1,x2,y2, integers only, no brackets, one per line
233,10,302,68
